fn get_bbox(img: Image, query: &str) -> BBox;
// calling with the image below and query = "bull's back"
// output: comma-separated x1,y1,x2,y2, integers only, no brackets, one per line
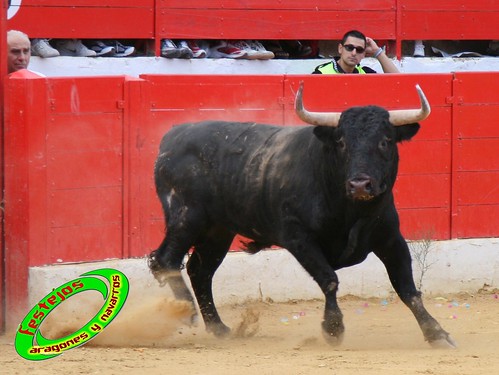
154,121,314,232
156,120,306,182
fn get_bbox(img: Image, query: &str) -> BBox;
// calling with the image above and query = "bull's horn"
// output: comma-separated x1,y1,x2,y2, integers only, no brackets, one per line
295,81,341,127
388,84,431,126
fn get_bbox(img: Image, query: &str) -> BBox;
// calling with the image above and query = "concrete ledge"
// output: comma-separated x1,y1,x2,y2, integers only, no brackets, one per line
29,56,499,77
29,238,499,307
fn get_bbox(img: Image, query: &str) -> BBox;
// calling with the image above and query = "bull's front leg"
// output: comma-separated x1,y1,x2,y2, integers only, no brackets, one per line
286,240,345,345
375,235,457,348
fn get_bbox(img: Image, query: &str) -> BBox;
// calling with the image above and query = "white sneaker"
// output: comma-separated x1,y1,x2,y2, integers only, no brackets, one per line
413,41,425,57
232,40,260,60
31,39,60,58
176,40,194,59
161,39,182,58
110,41,135,57
208,41,247,59
86,40,115,56
56,39,97,57
184,40,207,58
247,40,275,60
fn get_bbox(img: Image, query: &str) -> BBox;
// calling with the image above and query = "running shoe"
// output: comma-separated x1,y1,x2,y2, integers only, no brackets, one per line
184,40,206,58
247,40,275,60
232,40,260,60
413,41,425,57
161,39,182,58
262,41,289,59
55,39,97,57
208,40,246,59
108,40,135,57
85,40,116,57
176,40,194,59
31,38,60,58
281,40,313,58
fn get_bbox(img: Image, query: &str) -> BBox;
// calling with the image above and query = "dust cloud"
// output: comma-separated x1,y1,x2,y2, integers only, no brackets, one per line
40,291,194,347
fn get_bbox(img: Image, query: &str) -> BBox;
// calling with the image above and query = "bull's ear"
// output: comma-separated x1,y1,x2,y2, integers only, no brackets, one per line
395,123,420,142
313,126,337,144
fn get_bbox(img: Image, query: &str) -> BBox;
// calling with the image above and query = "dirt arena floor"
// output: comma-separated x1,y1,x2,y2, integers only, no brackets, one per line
1,291,498,375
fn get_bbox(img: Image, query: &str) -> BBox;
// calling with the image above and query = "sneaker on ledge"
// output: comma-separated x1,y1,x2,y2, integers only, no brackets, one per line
184,40,206,58
31,39,60,58
208,41,247,59
85,40,115,57
413,41,425,57
176,40,194,59
56,39,97,57
247,40,275,60
232,40,260,60
262,41,289,59
108,41,135,57
161,39,182,58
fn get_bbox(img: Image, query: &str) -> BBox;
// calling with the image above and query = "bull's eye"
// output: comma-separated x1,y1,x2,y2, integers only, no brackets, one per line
336,137,346,151
379,138,391,151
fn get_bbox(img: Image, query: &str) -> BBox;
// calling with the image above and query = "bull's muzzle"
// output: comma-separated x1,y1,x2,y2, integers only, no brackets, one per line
346,174,376,201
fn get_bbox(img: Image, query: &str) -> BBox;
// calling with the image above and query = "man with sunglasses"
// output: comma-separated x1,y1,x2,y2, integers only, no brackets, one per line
313,30,399,74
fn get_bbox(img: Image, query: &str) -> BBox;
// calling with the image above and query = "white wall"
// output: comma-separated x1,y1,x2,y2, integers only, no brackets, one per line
29,238,499,307
29,56,499,77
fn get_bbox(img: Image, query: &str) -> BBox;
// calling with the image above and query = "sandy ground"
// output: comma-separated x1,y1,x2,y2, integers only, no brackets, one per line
1,291,498,375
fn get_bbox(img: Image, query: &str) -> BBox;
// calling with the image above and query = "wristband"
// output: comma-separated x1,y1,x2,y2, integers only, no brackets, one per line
373,47,384,58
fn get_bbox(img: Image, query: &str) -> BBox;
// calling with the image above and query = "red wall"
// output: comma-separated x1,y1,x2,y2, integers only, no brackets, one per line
3,72,499,327
6,1,499,58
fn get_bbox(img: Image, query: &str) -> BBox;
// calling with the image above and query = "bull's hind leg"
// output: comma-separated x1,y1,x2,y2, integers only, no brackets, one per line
186,228,234,337
148,233,194,303
148,190,203,308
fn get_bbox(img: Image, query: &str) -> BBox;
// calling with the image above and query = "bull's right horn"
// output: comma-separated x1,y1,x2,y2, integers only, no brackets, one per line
388,84,431,126
295,81,342,127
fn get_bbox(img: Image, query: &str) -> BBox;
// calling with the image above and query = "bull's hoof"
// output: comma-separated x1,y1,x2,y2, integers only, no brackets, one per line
429,334,457,349
190,313,200,327
321,321,345,346
207,323,231,338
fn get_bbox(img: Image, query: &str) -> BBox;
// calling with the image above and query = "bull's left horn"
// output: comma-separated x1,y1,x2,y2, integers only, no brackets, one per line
388,84,431,126
295,82,342,127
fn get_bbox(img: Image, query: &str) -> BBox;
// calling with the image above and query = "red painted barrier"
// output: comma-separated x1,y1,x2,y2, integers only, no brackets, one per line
7,1,154,39
6,1,498,58
4,72,499,329
0,0,7,334
451,72,499,238
156,1,396,40
397,0,499,57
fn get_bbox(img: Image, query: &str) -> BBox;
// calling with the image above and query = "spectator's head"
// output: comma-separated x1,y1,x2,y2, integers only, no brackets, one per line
338,30,367,71
341,30,367,47
7,30,31,73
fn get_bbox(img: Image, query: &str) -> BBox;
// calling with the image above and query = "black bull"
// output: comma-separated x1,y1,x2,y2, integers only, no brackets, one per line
149,83,456,347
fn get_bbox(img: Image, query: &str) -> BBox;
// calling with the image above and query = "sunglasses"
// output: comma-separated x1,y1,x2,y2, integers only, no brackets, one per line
343,44,365,54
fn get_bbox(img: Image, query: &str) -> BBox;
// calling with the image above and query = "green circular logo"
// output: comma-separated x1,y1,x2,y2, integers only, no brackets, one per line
15,268,129,361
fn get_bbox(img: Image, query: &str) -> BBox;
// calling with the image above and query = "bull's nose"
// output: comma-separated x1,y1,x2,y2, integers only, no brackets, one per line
347,175,373,200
